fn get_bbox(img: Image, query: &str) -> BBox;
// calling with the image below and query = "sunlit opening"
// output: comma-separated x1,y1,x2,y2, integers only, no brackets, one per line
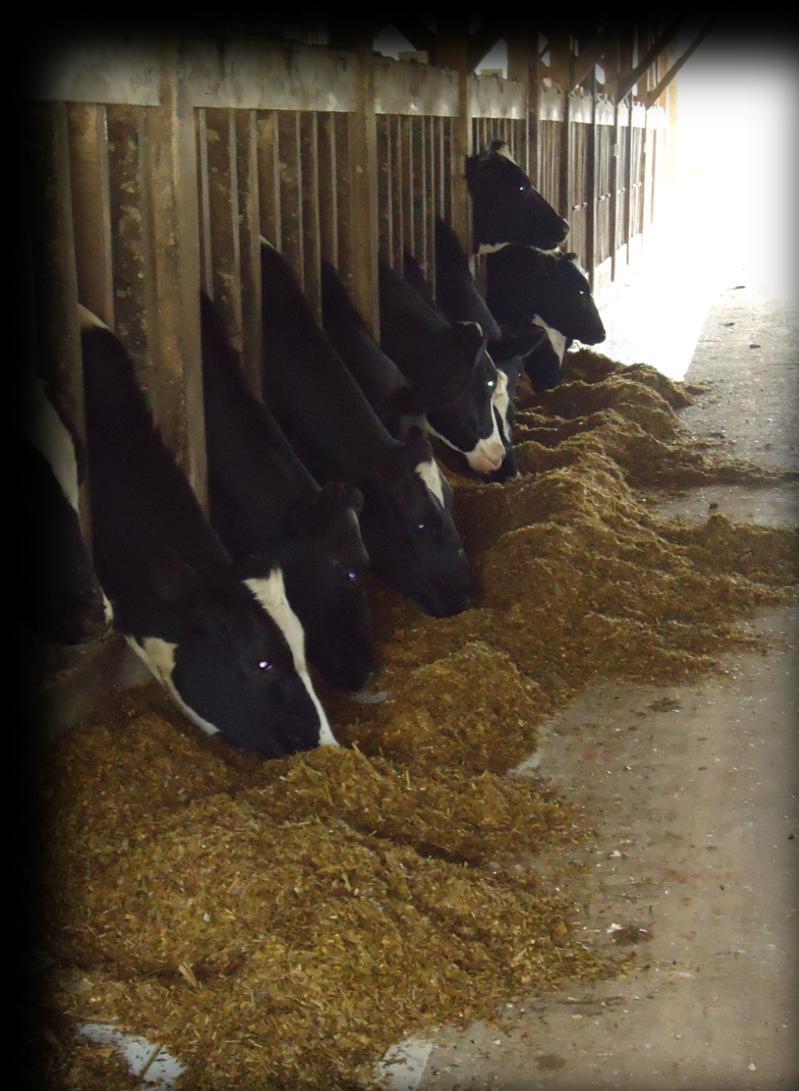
599,34,798,380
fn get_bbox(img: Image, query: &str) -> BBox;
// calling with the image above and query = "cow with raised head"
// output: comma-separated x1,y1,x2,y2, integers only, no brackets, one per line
80,307,336,758
485,245,606,389
465,140,570,252
22,373,111,645
259,240,476,619
200,294,376,694
379,257,508,478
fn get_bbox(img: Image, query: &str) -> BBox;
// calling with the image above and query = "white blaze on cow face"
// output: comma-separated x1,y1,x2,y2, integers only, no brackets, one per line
532,314,568,366
126,635,222,736
490,367,511,440
424,415,505,475
244,570,337,747
414,457,445,508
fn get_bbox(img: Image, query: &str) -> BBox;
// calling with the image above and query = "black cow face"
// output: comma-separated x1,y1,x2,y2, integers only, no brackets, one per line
277,482,376,693
465,141,570,250
134,572,334,759
543,253,606,345
358,432,476,617
425,336,506,476
486,247,606,351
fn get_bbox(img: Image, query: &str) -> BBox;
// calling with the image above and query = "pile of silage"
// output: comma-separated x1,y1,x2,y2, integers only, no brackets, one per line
32,709,601,1091
514,348,798,488
29,348,798,1090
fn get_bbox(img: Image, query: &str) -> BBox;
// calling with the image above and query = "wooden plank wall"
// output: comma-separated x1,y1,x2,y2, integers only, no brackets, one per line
22,33,667,556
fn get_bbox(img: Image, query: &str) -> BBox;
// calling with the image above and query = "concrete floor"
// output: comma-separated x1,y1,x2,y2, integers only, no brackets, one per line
377,273,799,1090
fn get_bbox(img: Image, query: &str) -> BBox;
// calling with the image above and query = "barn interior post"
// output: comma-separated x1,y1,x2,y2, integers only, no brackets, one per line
142,39,205,504
506,25,534,178
345,40,381,337
430,20,473,257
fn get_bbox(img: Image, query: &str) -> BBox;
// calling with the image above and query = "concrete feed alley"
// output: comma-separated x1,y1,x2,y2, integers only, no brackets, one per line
386,277,798,1091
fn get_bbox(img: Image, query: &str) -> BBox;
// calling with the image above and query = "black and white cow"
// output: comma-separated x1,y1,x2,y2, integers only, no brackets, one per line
430,217,546,477
21,373,111,645
200,294,376,693
379,258,507,477
485,245,606,390
79,306,336,759
259,240,476,619
465,140,570,252
321,260,473,436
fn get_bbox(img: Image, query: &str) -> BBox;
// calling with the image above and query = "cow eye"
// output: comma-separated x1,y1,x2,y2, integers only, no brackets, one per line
257,659,272,671
344,569,358,582
486,378,496,390
415,522,426,532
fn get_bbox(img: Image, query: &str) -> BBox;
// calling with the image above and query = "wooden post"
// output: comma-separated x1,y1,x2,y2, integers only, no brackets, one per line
506,28,533,177
235,109,263,396
548,30,573,223
431,21,472,256
587,74,597,284
345,43,380,336
203,107,243,349
67,104,115,324
141,41,204,502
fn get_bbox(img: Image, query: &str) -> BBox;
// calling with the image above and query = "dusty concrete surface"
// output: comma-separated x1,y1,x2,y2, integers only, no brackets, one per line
383,282,799,1091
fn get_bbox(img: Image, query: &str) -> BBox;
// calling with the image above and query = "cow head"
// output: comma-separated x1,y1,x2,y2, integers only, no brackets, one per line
277,481,376,693
130,561,337,759
422,322,507,476
536,252,606,346
357,430,476,617
465,141,570,250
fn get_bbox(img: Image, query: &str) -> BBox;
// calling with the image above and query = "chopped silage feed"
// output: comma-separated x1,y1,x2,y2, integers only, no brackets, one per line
28,349,798,1090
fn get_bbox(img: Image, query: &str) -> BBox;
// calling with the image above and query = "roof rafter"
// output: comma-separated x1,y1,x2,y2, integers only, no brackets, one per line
616,16,688,101
644,17,719,106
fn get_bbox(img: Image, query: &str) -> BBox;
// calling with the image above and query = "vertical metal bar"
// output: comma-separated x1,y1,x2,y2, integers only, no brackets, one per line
276,111,303,285
317,112,339,267
299,111,321,320
235,108,262,397
106,104,154,380
256,110,282,250
333,111,354,276
195,110,213,298
203,107,243,351
376,113,393,261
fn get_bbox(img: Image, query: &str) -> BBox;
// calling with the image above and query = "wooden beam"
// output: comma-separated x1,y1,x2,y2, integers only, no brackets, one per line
644,18,719,107
433,21,472,253
567,24,620,94
392,20,435,56
617,17,687,101
467,21,506,72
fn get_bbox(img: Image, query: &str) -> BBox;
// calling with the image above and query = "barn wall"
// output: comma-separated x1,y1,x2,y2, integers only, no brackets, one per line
22,32,668,545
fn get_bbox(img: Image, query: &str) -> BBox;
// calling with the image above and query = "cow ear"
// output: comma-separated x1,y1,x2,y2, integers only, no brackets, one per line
402,252,436,308
450,320,485,363
384,382,432,417
400,426,434,467
294,481,363,534
149,549,202,604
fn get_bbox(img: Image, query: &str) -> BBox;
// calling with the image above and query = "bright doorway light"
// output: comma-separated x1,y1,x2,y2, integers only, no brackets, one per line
599,30,798,379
